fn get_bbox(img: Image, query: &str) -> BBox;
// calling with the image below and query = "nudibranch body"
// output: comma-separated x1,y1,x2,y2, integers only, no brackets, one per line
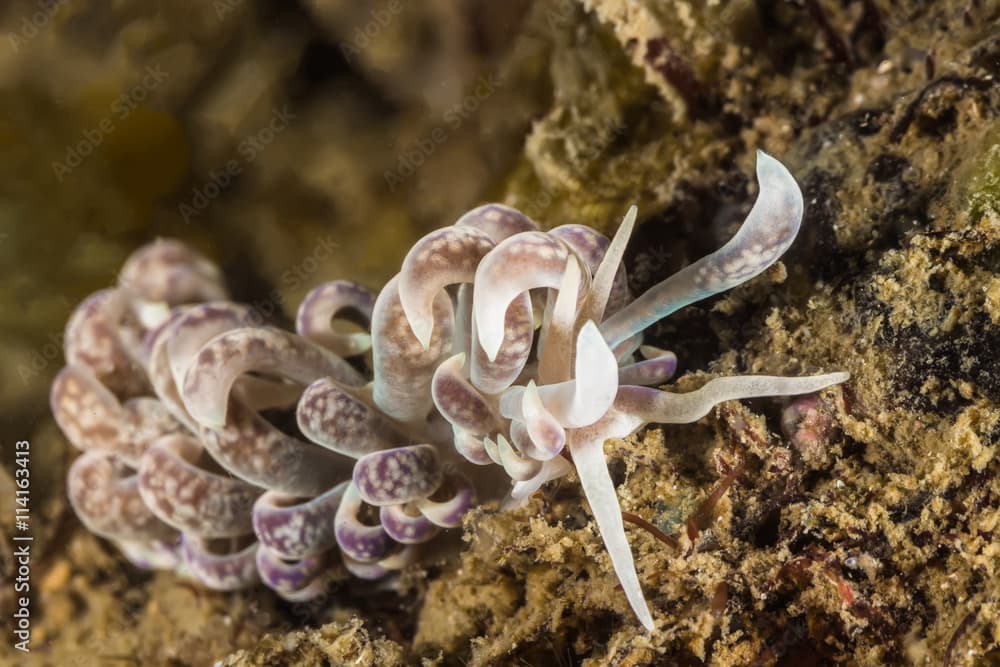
51,151,846,630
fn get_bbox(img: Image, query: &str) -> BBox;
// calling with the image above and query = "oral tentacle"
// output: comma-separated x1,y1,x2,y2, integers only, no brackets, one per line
568,425,655,632
622,372,851,425
600,151,804,347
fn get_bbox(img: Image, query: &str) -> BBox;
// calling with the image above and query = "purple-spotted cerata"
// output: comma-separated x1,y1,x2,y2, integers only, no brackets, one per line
51,151,847,629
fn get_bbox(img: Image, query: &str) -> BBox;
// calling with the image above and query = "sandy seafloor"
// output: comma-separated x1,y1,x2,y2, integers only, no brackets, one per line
1,1,999,665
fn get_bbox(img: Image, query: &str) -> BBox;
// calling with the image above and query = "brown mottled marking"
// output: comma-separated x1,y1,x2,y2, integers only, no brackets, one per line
138,434,262,538
398,226,494,348
297,378,398,458
454,203,539,242
118,238,227,305
371,276,454,422
182,326,364,428
473,231,580,361
470,291,534,395
67,451,175,542
198,398,353,497
353,444,443,506
50,365,124,453
180,535,259,591
296,280,375,357
64,289,148,398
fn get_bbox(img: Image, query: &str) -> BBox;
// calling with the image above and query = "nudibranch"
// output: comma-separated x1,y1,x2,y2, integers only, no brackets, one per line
50,151,847,630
